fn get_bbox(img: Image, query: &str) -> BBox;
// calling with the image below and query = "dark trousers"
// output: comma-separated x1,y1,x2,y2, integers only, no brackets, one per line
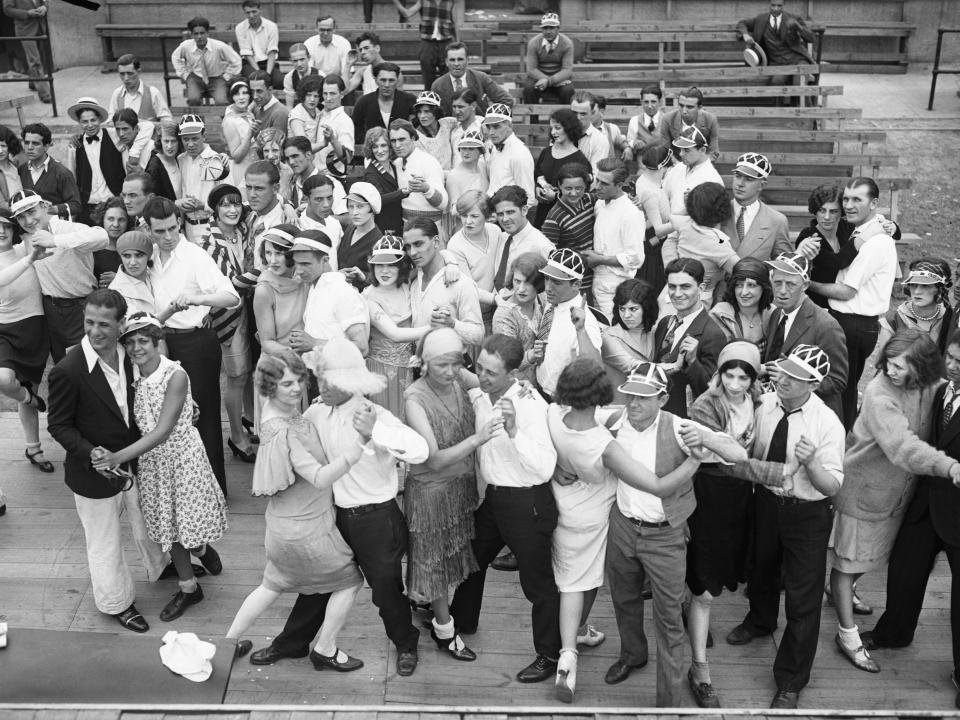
830,310,879,431
243,60,284,92
164,327,226,493
871,505,960,677
741,487,832,693
450,483,561,659
42,295,85,362
272,500,419,654
521,78,575,105
419,39,448,89
362,0,374,22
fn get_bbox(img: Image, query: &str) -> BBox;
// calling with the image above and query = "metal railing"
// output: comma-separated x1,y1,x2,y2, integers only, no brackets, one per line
0,31,57,116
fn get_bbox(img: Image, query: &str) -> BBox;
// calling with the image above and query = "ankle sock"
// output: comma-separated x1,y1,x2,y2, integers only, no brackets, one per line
839,624,861,651
179,577,199,593
691,659,711,684
432,617,455,640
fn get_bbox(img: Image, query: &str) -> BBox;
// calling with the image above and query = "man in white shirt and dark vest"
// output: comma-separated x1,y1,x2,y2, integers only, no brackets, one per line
725,344,844,710
107,54,172,123
451,333,561,683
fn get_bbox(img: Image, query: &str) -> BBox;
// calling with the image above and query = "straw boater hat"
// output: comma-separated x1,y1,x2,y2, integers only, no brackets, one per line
764,251,810,281
619,361,669,397
305,337,387,396
775,344,831,383
68,96,108,124
743,40,768,67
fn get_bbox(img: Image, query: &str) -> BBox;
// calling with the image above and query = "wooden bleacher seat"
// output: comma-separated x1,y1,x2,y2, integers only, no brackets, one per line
0,95,37,129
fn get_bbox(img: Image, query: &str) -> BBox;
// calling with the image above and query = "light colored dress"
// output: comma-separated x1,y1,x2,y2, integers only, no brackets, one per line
492,298,544,386
253,413,363,594
363,283,416,420
601,324,655,402
404,379,480,602
134,356,227,552
443,162,489,239
288,103,319,145
416,117,458,171
255,269,308,347
222,106,258,197
547,404,618,592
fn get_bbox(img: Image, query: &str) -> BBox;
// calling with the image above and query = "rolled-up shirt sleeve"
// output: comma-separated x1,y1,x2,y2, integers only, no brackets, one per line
372,406,429,464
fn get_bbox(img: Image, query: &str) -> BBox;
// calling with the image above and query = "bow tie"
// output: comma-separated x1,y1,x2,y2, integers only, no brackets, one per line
85,135,100,144
494,143,505,152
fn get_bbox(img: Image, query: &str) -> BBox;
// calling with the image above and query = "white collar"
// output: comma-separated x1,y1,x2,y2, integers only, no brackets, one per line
81,335,124,374
123,81,145,97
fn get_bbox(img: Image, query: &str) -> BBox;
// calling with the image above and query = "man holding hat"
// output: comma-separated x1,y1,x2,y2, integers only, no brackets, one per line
251,337,428,675
290,228,369,356
761,251,848,420
9,189,109,361
67,97,153,225
725,343,844,710
523,13,575,105
484,103,536,206
536,248,603,400
663,125,722,221
177,114,231,243
659,87,720,161
809,177,898,430
720,152,791,261
737,0,815,69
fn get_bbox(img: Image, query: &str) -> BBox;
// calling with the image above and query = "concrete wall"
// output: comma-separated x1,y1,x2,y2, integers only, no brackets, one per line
44,0,960,68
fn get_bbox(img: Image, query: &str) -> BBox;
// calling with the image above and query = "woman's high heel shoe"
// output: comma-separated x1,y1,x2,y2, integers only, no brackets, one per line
25,447,54,473
430,627,476,661
241,416,259,444
227,439,257,463
555,648,578,703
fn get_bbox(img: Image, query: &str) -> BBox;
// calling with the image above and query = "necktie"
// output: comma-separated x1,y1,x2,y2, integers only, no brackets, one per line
943,384,957,432
766,406,801,463
767,312,788,360
453,77,462,93
536,303,555,344
86,135,99,144
647,116,656,133
658,314,680,358
736,206,746,242
492,234,514,290
198,46,209,84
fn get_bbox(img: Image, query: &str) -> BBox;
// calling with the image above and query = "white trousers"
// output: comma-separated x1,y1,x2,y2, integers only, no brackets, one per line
73,480,169,614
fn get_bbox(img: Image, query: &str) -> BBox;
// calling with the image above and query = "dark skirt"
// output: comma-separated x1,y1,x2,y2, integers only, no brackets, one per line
0,314,49,387
637,228,665,296
685,469,753,597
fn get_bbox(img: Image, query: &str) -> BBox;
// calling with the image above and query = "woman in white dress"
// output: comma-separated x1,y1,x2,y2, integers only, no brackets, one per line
222,80,258,197
287,76,323,151
413,90,457,171
548,357,704,703
445,190,501,327
443,131,488,239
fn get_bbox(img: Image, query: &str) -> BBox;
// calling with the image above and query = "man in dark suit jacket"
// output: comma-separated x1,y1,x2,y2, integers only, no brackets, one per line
654,258,726,418
67,98,125,224
760,252,848,419
2,0,50,103
352,62,416,144
737,0,815,67
431,41,513,116
47,289,168,634
863,337,960,708
19,122,81,221
658,87,720,160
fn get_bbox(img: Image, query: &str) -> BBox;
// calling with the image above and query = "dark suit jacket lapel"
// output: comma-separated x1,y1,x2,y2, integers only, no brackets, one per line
82,358,128,425
938,384,960,448
783,300,811,349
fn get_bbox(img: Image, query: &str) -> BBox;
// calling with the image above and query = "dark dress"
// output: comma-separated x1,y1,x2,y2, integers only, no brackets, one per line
338,224,383,290
145,152,179,203
361,163,405,236
532,146,590,228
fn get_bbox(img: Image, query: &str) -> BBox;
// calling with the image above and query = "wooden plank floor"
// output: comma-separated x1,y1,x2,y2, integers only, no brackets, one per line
1,411,960,714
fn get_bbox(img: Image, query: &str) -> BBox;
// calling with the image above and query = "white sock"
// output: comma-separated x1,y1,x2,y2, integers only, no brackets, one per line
432,617,455,640
839,624,861,651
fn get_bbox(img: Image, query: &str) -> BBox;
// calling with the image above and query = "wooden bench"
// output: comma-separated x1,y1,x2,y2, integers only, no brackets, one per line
817,21,915,73
0,94,37,129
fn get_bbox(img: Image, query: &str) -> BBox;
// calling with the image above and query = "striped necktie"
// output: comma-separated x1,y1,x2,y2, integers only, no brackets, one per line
943,384,958,432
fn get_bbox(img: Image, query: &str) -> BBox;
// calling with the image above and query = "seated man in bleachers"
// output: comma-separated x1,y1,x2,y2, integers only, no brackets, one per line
624,85,664,163
171,16,242,106
659,86,719,161
522,13,575,105
304,15,351,80
347,32,404,97
432,41,513,117
250,70,289,134
283,44,319,108
235,0,283,90
352,62,417,146
737,0,815,69
107,54,172,123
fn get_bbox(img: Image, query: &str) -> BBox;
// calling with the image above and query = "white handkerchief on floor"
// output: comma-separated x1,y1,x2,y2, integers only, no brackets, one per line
159,630,216,682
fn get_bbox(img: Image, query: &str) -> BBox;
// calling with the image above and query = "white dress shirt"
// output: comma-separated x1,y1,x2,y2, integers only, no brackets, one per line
487,133,535,201
577,123,611,172
470,381,557,488
171,38,242,82
235,17,279,62
80,336,129,426
593,193,645,280
733,199,761,237
537,293,603,396
302,271,369,342
410,267,484,347
108,81,172,121
81,131,112,205
492,221,553,278
151,238,240,329
305,395,429,508
395,147,448,213
304,33,351,78
664,159,723,217
29,219,108,299
626,110,663,149
829,218,898,317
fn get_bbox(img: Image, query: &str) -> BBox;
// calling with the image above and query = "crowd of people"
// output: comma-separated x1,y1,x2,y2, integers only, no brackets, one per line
2,0,960,712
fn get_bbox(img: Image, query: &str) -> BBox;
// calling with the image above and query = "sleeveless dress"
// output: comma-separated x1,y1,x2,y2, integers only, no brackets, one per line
222,106,258,198
254,413,363,594
134,356,227,551
547,404,618,592
363,283,416,420
403,379,480,602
